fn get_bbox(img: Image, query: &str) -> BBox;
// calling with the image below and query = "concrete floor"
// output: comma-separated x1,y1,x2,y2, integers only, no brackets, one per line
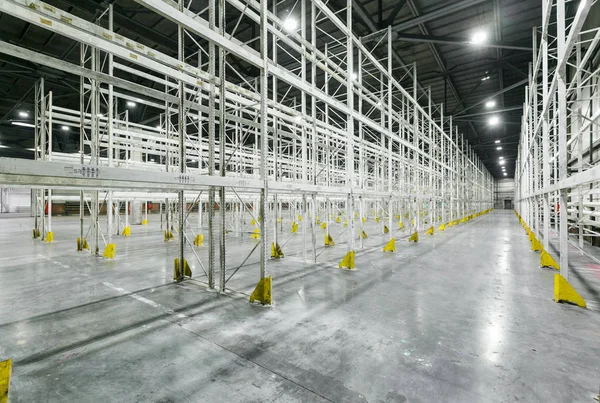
1,210,599,402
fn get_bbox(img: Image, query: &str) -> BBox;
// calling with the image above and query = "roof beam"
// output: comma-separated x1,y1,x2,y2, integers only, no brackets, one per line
458,106,523,118
352,0,378,32
504,62,528,78
393,33,532,52
401,0,481,140
362,0,489,42
416,53,529,81
393,0,489,32
0,83,34,123
351,0,430,100
385,0,408,26
454,118,521,125
453,78,529,116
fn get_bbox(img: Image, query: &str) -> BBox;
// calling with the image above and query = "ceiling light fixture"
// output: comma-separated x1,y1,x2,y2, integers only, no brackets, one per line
0,144,8,148
485,100,496,108
504,173,507,176
126,101,136,107
470,30,488,45
496,146,502,150
294,115,302,122
489,116,500,126
61,126,70,131
11,122,35,128
499,160,505,165
351,72,359,80
499,156,504,160
481,75,491,81
494,140,501,144
283,16,298,32
18,111,29,118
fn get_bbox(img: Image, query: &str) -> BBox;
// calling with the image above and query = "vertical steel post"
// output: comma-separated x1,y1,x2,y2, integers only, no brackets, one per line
219,0,227,292
259,0,269,280
542,20,549,248
576,41,583,249
177,0,185,281
33,80,40,236
107,4,114,247
347,0,355,255
207,0,217,289
556,0,568,280
47,93,52,238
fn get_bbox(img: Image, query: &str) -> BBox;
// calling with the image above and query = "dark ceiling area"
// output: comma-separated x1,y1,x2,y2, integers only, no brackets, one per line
351,0,542,179
0,0,544,179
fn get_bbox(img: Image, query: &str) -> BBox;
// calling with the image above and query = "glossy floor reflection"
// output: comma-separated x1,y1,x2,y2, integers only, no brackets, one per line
0,210,598,402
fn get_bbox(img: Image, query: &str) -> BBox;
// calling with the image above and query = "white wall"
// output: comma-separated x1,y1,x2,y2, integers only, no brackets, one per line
0,188,31,213
495,179,515,209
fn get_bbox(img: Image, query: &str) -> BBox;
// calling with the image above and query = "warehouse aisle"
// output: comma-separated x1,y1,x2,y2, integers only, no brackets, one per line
1,210,599,402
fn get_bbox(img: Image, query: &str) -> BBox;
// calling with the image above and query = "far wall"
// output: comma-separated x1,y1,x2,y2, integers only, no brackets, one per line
494,179,514,209
0,188,31,214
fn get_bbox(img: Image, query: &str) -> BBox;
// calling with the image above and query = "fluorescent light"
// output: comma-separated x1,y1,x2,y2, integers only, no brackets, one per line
61,126,70,131
494,140,500,144
485,100,496,108
18,111,29,118
496,146,502,150
499,160,505,165
503,173,507,176
12,122,35,128
126,101,136,107
0,144,8,148
283,17,297,31
489,116,500,126
499,156,504,160
471,30,488,45
481,76,491,81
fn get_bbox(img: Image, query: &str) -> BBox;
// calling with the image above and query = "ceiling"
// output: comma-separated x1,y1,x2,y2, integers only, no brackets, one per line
0,0,544,179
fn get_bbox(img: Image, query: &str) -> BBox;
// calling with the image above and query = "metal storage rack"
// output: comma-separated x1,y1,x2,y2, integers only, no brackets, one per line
0,0,494,303
515,0,599,280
